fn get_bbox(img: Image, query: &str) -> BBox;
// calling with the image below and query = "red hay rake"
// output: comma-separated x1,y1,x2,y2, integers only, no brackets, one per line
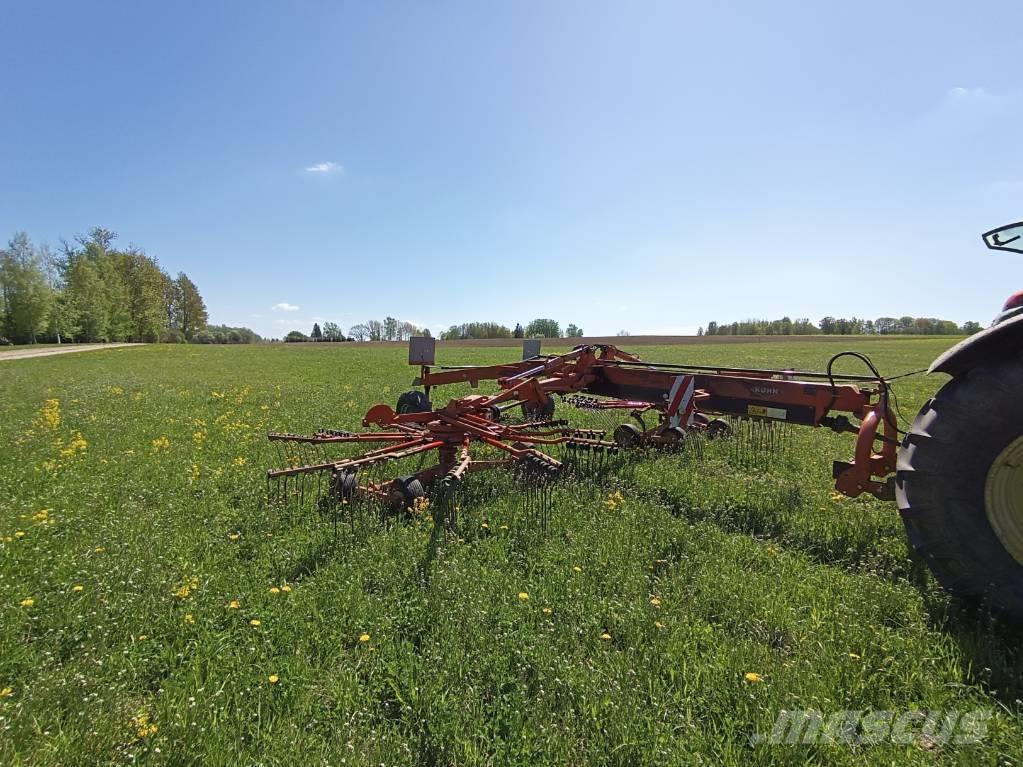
267,339,898,525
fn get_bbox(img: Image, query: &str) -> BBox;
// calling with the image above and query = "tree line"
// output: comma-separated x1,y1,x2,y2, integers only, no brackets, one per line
700,316,983,337
0,228,260,345
439,319,584,340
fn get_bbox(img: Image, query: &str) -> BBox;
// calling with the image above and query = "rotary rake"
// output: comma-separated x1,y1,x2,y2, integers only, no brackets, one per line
267,338,899,530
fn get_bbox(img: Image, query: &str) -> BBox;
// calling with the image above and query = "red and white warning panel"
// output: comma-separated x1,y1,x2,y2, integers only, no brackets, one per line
665,374,696,428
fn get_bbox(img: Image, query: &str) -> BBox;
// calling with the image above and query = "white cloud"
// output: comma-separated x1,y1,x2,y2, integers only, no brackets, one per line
272,302,299,312
947,86,987,101
305,161,343,174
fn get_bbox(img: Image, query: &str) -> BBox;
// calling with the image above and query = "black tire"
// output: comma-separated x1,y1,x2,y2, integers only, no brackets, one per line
705,418,732,439
388,475,426,513
330,470,358,503
613,423,643,448
896,355,1023,614
521,396,555,421
396,391,431,414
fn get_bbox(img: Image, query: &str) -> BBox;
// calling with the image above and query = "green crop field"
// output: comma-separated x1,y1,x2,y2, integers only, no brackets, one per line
1,339,1021,766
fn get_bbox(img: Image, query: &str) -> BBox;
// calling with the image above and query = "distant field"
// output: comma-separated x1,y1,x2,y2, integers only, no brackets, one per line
1,338,1020,766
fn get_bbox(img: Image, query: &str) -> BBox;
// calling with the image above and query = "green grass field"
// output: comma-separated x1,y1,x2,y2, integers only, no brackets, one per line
1,339,1021,766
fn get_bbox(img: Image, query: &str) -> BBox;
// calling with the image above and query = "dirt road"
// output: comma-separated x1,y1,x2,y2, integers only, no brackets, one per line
0,343,144,361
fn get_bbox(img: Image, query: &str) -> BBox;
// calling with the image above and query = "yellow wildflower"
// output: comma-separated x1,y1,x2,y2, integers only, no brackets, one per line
59,432,87,458
233,456,247,467
35,399,61,430
228,599,240,609
72,584,84,593
132,711,158,739
172,576,199,600
14,531,25,539
151,436,170,451
573,565,582,573
137,634,148,641
848,652,861,660
654,621,664,629
183,613,194,624
744,672,763,683
19,598,34,607
250,619,261,627
359,633,370,642
649,596,662,607
33,509,49,522
518,591,529,601
280,584,292,593
268,674,279,684
0,687,13,698
600,632,612,641
542,607,553,615
227,533,240,541
269,587,280,595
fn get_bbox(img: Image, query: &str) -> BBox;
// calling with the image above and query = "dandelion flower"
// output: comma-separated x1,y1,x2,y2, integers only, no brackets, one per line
250,619,261,627
649,596,662,606
14,531,25,539
233,456,247,467
481,523,489,529
228,600,240,609
19,598,34,607
94,546,105,553
744,672,763,683
542,607,553,615
268,674,279,684
359,633,370,642
500,524,508,530
0,687,13,698
72,584,84,593
138,634,148,641
654,621,664,629
848,652,861,660
280,585,292,593
517,592,529,601
269,587,280,595
227,532,240,541
600,632,612,641
572,565,582,573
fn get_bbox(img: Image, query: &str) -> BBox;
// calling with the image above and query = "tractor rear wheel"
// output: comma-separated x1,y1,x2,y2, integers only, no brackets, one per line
897,355,1023,614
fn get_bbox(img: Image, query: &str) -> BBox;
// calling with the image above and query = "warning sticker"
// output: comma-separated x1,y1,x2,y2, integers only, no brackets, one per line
747,404,788,420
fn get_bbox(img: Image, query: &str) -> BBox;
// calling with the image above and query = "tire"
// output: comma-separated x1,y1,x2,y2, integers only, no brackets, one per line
705,418,732,439
896,355,1023,614
396,391,431,414
388,475,426,513
521,396,555,421
613,423,643,448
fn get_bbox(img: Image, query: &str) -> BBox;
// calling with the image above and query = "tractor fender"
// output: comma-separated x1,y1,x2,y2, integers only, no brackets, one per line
929,311,1023,376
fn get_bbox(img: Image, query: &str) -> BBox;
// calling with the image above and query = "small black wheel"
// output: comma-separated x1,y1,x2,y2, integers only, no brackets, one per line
521,396,555,421
658,426,689,450
487,405,502,423
397,391,431,414
613,423,643,448
388,475,426,513
691,412,710,427
705,418,732,439
897,355,1023,614
330,470,358,503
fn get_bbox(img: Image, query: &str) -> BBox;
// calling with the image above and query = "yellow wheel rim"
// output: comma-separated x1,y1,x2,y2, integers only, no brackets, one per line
985,435,1023,567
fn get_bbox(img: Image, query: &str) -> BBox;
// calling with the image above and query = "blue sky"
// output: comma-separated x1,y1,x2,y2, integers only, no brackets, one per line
2,1,1021,338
